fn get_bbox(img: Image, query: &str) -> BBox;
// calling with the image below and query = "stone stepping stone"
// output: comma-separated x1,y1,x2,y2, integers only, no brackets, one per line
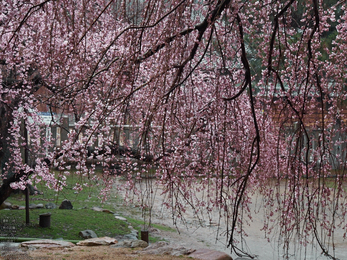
111,239,148,248
76,237,117,246
138,241,194,256
21,239,75,249
188,248,233,260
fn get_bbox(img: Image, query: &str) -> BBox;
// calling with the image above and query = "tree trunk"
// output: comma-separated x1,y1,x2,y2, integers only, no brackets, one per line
0,179,14,205
0,102,15,205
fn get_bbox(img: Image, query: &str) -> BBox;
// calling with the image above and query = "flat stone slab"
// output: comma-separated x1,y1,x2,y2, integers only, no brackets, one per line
188,248,233,260
21,239,75,248
138,241,194,256
111,239,148,248
130,240,148,248
76,237,117,246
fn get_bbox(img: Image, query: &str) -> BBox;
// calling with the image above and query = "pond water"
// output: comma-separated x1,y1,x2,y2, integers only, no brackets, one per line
116,179,347,260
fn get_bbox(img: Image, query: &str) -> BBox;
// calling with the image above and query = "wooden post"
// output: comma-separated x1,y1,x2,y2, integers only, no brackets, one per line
140,230,149,243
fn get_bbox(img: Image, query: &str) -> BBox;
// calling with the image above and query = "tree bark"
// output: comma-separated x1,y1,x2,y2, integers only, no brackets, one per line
0,103,14,205
0,179,14,206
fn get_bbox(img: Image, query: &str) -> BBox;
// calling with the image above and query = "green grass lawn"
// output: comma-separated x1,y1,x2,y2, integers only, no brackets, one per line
0,171,173,243
0,208,129,241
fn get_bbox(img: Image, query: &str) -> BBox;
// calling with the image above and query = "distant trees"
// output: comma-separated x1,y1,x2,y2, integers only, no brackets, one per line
1,0,347,258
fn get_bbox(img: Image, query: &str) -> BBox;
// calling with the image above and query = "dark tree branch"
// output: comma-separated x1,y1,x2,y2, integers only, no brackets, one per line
136,0,231,64
267,0,296,74
8,0,53,44
228,13,260,256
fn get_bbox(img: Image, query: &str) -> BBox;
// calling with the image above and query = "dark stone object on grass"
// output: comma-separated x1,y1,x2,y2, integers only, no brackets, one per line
59,199,73,209
79,230,98,239
45,202,57,209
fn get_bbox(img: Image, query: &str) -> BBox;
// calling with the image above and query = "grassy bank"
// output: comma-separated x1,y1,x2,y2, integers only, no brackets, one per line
0,208,129,241
0,172,171,242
